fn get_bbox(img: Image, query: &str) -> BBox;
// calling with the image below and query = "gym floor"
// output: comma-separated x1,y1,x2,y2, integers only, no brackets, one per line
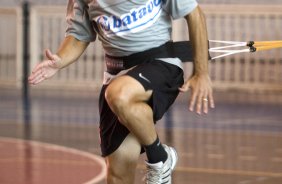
0,88,282,184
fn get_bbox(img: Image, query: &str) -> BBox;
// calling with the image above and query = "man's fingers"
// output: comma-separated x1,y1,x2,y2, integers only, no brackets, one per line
28,49,59,86
189,89,196,112
183,75,215,114
29,74,47,85
29,66,42,81
208,90,215,108
30,62,43,74
29,72,43,85
28,69,42,84
28,65,49,84
196,91,204,114
202,92,209,114
203,99,208,114
30,75,46,85
190,89,211,115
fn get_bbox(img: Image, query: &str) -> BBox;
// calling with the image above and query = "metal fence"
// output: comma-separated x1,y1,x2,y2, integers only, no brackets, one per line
0,4,281,91
0,7,22,88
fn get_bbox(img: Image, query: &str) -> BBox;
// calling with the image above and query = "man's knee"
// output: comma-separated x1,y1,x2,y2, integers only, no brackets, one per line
105,75,149,113
105,76,131,112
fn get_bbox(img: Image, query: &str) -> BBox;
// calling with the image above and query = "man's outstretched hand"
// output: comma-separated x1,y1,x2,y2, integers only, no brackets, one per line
179,74,215,114
28,49,61,85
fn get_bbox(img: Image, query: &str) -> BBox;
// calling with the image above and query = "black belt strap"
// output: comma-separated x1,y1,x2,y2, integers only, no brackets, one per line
105,41,210,74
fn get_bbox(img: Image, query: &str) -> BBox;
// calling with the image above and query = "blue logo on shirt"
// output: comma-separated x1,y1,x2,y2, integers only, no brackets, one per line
96,0,162,36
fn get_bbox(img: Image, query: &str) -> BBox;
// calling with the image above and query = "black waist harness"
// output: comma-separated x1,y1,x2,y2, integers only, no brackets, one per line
105,41,210,74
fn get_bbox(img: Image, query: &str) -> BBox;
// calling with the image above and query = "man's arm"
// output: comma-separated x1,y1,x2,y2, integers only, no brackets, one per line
29,35,89,85
56,35,89,69
186,5,208,75
179,5,215,114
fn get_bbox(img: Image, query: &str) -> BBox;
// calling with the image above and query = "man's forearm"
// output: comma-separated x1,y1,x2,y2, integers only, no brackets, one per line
185,6,209,75
56,35,89,69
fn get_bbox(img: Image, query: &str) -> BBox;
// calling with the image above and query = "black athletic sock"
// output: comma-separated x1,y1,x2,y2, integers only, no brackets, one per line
144,137,168,164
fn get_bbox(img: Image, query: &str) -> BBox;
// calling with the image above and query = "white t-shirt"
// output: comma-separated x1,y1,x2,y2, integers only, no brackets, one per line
66,0,197,56
66,0,198,67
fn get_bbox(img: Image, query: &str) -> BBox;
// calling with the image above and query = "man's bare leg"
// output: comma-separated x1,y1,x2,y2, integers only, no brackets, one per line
105,75,157,146
105,75,176,184
106,133,141,184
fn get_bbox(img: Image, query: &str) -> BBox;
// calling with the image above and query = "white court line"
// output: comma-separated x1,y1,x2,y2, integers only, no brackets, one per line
0,137,107,184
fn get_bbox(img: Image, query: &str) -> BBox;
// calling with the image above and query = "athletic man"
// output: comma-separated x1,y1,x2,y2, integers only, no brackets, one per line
29,0,214,183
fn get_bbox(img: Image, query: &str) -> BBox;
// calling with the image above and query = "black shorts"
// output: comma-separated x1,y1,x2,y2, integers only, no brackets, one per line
98,60,184,157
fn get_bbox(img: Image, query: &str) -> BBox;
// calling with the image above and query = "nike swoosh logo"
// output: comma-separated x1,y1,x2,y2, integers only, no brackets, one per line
139,73,151,83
